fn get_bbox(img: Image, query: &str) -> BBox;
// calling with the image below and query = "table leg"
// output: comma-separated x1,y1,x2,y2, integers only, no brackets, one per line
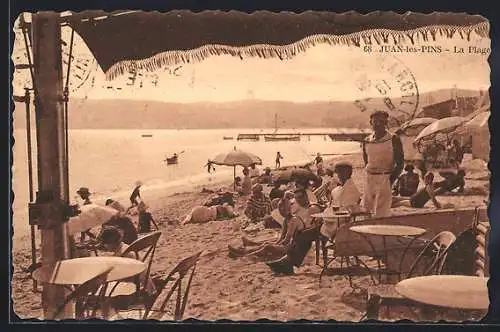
354,232,382,284
382,236,388,283
398,234,425,280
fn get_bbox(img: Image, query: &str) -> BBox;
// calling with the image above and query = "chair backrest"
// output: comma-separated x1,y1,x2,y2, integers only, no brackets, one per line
313,182,330,204
49,267,113,320
121,231,162,291
407,231,456,278
144,251,202,320
334,208,479,257
474,221,490,277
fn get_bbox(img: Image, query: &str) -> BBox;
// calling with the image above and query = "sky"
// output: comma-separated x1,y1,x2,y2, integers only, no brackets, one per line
12,24,491,103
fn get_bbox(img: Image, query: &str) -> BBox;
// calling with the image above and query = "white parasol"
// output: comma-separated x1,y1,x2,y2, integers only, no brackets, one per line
414,116,466,145
67,203,119,235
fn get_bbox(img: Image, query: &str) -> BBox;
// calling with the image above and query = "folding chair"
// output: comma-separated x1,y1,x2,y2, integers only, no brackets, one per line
106,231,162,299
49,267,113,320
364,231,456,320
109,251,202,321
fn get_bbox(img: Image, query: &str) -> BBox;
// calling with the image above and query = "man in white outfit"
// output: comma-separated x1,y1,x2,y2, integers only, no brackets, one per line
362,111,404,217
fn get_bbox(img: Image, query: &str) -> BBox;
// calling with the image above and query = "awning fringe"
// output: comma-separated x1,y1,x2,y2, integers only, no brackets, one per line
105,21,489,80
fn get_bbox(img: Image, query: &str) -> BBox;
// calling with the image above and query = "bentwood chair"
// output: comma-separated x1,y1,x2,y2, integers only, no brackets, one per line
109,251,202,320
363,231,456,320
106,231,162,299
49,267,113,320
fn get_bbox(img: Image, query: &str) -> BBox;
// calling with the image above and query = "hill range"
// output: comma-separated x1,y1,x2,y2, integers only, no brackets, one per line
12,88,482,129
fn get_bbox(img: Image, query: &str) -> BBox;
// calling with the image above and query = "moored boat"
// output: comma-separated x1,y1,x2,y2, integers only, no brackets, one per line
264,134,300,142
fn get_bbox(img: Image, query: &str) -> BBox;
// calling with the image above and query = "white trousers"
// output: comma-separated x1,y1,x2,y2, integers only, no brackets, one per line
363,172,392,218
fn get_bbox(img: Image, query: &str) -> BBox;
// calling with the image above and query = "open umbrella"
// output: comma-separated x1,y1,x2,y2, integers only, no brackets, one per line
66,203,119,235
400,117,437,133
414,116,466,145
274,167,320,186
210,147,262,190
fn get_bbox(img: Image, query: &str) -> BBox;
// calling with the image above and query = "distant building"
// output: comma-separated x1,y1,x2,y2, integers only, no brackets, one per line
418,99,456,119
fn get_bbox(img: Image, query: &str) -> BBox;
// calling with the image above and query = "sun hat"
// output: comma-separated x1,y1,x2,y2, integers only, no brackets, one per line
135,181,143,187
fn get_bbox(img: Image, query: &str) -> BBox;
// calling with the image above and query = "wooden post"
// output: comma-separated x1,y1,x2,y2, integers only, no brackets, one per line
31,12,71,319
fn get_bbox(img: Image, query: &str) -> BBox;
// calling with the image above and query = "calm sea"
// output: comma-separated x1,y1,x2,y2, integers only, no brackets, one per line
12,128,360,243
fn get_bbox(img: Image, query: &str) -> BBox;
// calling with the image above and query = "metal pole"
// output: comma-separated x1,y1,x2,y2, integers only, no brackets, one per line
24,88,38,292
31,12,71,319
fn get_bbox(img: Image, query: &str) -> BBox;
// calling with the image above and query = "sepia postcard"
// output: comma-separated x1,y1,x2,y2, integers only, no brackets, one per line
11,10,491,322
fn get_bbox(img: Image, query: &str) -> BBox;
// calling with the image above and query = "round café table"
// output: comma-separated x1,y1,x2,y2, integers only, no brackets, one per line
395,275,489,310
33,257,147,319
349,225,427,283
33,256,146,285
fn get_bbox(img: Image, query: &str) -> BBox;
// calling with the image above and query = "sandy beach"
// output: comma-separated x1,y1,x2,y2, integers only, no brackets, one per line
11,153,489,321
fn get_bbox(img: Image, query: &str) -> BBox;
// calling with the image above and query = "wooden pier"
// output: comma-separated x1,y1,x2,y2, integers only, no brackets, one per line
236,129,371,142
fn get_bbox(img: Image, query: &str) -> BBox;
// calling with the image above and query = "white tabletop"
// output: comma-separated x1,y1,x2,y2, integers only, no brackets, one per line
33,256,146,285
350,225,426,237
395,275,489,310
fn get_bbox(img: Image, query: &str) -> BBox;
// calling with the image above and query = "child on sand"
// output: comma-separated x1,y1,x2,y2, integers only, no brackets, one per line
137,201,159,233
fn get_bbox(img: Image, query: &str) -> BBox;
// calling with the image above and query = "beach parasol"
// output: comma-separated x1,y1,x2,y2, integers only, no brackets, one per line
414,116,466,145
66,203,119,235
274,167,321,186
210,147,262,189
399,117,437,134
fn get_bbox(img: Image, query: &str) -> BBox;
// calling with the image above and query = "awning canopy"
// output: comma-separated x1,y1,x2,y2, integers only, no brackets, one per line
63,11,489,79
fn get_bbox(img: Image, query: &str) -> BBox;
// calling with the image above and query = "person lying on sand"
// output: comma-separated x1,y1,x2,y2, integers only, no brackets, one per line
182,203,236,225
228,195,305,260
203,191,235,208
392,172,452,209
434,169,466,195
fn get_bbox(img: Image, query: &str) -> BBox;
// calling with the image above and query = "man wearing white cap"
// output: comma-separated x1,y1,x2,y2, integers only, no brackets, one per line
362,110,404,217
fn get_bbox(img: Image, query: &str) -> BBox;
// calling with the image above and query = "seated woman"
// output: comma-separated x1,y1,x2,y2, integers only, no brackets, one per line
263,188,320,230
182,203,236,225
228,196,305,260
244,184,272,224
392,172,444,209
257,167,273,185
